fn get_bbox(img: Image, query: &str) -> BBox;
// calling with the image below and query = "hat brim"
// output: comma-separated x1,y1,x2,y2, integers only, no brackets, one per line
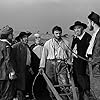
70,23,87,30
18,32,32,39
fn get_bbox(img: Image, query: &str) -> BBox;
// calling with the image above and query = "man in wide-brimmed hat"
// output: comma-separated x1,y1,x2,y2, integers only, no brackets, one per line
70,21,91,100
15,31,32,43
70,21,87,30
12,31,33,100
86,11,100,99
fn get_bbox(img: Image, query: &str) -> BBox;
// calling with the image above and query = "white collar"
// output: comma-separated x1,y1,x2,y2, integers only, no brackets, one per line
93,28,99,37
0,39,11,45
77,32,85,40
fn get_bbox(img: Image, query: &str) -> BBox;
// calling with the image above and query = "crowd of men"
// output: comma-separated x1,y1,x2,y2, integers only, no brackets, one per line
0,11,100,100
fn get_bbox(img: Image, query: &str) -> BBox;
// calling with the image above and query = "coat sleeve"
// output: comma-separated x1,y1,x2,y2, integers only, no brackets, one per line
4,44,14,75
92,33,100,65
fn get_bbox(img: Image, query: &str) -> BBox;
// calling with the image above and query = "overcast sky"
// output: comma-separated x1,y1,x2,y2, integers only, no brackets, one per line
0,0,100,36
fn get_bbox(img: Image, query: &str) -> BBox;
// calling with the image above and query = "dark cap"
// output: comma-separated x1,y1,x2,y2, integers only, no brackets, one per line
88,11,100,26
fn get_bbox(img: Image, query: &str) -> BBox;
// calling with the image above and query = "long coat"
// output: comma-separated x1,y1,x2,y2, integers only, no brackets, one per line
0,40,15,100
0,40,13,80
12,42,27,91
89,29,100,99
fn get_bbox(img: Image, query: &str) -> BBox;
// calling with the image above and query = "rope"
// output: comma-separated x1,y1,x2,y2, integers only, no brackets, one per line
32,72,40,100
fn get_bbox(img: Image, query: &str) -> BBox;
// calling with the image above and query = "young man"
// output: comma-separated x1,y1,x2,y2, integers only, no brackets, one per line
39,26,71,100
86,11,100,99
70,21,91,100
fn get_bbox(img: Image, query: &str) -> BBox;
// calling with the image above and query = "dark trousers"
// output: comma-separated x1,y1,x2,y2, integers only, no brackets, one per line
0,80,16,100
73,67,90,100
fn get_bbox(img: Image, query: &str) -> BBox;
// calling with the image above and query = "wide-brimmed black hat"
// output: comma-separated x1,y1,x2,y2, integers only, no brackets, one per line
88,11,100,26
69,21,87,30
17,31,32,39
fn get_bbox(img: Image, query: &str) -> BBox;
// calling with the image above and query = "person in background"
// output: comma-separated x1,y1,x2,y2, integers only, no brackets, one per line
30,33,43,79
12,31,32,100
0,25,16,100
30,33,47,100
86,11,100,99
70,21,91,100
39,26,71,100
30,33,43,50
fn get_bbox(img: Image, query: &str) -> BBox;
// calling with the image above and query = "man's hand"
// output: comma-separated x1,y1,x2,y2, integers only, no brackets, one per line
67,59,73,66
39,68,44,75
9,71,17,80
28,68,34,75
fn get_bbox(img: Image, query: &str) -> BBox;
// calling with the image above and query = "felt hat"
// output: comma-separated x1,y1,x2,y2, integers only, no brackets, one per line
70,21,87,30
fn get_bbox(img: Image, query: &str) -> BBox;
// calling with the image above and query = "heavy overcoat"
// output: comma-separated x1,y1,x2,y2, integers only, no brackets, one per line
12,42,27,90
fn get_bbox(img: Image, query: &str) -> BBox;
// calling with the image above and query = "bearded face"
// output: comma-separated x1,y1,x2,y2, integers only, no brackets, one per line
88,19,94,31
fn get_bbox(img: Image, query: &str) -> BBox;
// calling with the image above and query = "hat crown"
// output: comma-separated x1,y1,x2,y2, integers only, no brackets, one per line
88,11,100,26
75,21,82,25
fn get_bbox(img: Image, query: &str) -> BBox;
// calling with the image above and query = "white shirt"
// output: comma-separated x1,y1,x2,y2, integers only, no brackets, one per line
86,29,99,57
26,46,31,66
77,32,85,40
40,38,70,68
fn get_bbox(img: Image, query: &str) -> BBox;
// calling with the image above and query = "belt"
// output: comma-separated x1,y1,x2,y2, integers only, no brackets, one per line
47,59,64,62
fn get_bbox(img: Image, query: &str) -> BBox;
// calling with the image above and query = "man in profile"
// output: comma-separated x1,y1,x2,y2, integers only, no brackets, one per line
86,11,100,99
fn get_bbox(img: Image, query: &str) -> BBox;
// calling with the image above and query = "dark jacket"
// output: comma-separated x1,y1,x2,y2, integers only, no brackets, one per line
72,32,91,73
89,29,100,98
12,42,27,90
0,40,13,80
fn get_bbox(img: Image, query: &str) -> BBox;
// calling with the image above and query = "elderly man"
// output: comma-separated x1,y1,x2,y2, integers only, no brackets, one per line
30,33,43,80
70,21,91,100
86,11,100,99
0,25,15,100
39,26,71,100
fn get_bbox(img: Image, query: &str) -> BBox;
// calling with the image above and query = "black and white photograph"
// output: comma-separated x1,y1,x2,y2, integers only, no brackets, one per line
0,0,100,100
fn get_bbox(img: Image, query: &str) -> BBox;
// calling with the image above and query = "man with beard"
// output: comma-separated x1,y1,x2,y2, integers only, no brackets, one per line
70,21,91,100
12,32,32,100
86,11,100,99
